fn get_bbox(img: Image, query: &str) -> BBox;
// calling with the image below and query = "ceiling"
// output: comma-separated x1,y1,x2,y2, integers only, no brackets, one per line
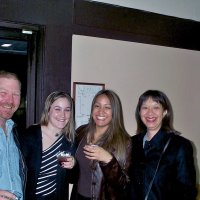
0,38,27,55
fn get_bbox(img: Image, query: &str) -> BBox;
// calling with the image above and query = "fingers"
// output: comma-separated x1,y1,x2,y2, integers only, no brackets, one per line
84,144,98,152
61,156,75,169
83,145,99,159
83,145,106,161
0,190,17,200
83,145,113,163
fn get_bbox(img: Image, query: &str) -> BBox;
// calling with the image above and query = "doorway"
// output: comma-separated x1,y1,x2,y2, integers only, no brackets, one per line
0,21,43,133
0,38,28,132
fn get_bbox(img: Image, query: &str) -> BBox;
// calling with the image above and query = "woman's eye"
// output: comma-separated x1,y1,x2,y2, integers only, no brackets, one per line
105,106,111,110
153,106,161,110
54,108,61,111
141,106,147,110
65,108,71,112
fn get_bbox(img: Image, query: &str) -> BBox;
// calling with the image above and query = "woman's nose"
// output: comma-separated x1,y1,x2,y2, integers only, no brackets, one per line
99,107,106,113
146,108,153,114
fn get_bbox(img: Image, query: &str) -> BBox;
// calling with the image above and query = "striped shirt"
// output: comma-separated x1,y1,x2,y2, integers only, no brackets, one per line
36,135,64,197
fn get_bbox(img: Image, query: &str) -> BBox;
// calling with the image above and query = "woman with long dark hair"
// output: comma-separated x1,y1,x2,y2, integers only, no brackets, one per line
71,89,131,200
129,90,197,200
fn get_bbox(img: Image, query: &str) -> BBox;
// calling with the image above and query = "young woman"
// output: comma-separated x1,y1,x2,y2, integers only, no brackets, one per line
129,90,197,200
71,89,132,200
21,91,76,200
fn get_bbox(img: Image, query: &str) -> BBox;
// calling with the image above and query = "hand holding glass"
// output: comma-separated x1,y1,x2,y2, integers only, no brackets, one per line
57,151,75,169
57,151,71,164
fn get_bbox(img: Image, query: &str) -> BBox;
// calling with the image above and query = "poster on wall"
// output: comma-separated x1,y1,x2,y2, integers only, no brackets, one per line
73,82,105,128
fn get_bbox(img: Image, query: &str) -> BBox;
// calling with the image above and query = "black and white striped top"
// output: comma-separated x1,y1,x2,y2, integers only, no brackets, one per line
35,135,64,197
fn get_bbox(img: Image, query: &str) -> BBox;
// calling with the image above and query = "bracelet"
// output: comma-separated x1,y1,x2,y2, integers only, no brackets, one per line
0,194,18,200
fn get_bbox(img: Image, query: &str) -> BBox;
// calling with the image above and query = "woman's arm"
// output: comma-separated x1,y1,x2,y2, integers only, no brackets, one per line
175,138,197,199
99,140,132,188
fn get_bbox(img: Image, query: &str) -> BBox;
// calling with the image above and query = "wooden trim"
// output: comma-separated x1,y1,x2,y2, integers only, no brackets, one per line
0,20,45,127
73,0,200,51
73,82,105,100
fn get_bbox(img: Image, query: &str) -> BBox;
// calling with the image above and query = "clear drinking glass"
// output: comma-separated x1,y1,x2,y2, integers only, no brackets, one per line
56,151,71,165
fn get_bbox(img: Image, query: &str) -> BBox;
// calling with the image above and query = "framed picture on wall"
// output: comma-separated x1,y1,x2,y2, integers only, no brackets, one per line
73,82,105,128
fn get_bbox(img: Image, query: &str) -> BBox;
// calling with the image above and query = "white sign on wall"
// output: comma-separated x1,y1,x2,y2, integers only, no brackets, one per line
73,82,105,128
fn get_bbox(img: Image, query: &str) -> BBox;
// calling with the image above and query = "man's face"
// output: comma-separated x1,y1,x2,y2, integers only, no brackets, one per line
0,77,21,123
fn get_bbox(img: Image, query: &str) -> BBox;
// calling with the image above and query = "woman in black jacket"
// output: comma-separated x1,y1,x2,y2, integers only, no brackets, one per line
20,91,76,200
129,90,197,200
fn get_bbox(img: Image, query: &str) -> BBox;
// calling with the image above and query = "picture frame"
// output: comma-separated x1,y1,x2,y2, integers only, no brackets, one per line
73,82,105,128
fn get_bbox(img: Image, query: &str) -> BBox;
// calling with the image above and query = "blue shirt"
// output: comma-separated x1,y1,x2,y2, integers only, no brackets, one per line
0,119,23,200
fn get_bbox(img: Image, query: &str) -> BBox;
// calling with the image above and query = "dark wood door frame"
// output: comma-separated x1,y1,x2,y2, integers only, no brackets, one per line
73,0,200,51
0,20,45,127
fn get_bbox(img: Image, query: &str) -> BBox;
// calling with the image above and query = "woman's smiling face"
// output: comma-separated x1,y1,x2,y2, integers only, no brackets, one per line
92,94,112,130
48,97,71,130
140,97,167,135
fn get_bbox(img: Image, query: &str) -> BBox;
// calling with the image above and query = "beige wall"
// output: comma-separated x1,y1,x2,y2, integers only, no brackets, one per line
71,35,200,183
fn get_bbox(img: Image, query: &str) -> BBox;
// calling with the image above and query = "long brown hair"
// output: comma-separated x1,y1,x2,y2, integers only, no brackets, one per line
87,89,130,166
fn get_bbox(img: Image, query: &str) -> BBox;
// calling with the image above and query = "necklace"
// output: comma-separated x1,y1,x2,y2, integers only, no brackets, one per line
42,127,62,139
55,132,62,137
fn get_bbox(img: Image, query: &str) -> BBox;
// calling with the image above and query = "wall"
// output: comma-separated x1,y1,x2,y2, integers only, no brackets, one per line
0,0,73,122
71,34,200,184
92,0,200,21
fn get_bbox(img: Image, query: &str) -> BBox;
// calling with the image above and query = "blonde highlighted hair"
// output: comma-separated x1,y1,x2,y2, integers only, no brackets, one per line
40,91,76,142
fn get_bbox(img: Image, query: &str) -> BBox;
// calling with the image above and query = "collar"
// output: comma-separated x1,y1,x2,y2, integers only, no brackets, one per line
6,119,14,126
143,129,172,151
0,119,15,137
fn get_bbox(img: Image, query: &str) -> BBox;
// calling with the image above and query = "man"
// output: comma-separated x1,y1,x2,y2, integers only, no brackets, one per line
0,70,26,200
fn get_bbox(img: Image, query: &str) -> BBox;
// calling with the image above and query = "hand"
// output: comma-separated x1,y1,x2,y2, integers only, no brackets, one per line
83,144,113,164
0,190,16,200
60,156,76,169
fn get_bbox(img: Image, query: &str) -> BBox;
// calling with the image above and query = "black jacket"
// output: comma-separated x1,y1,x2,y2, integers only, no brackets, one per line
129,129,197,200
13,126,27,198
20,124,76,200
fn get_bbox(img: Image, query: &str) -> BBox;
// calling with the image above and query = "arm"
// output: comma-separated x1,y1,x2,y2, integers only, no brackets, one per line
0,190,17,200
175,138,197,199
83,140,132,188
100,140,132,189
100,155,130,188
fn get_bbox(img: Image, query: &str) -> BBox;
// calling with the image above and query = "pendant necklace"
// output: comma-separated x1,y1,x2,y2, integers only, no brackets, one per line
55,132,62,137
